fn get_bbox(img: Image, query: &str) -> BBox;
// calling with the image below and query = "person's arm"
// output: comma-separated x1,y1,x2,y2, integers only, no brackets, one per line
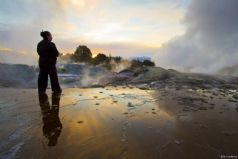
37,43,41,56
37,42,48,57
51,43,59,57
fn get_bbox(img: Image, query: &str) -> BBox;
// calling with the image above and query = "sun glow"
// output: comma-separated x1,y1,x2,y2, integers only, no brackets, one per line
0,0,188,62
92,54,97,58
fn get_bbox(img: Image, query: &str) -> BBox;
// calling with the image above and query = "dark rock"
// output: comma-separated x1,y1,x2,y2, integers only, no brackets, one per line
228,99,238,103
174,140,184,145
232,95,238,100
128,102,134,107
198,107,207,110
222,130,238,136
183,106,191,111
77,121,84,124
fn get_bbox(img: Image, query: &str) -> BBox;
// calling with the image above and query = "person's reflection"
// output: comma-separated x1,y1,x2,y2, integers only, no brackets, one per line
38,93,62,146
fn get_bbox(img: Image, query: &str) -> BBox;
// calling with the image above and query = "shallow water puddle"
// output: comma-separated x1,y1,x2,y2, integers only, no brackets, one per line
0,87,238,159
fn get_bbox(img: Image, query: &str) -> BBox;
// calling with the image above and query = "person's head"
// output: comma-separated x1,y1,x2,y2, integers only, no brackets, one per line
40,30,52,41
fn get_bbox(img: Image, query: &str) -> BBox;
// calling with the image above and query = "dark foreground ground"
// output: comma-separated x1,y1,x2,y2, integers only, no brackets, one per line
0,86,238,159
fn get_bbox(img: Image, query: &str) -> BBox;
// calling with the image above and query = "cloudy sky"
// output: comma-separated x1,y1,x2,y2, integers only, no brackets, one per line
0,0,237,74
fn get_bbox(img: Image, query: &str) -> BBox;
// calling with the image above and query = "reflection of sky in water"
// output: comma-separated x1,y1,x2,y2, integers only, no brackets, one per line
2,87,237,158
53,86,176,158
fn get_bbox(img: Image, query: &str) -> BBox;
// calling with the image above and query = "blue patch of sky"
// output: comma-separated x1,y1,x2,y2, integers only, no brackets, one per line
115,0,191,8
0,1,31,23
0,0,52,26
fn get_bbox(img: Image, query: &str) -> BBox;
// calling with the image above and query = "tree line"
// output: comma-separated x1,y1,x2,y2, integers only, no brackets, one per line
60,45,155,69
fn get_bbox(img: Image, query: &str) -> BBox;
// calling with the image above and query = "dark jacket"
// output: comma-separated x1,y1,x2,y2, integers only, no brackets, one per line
37,40,59,66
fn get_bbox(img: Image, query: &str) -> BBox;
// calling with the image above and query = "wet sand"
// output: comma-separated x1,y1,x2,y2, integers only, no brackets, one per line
0,86,237,159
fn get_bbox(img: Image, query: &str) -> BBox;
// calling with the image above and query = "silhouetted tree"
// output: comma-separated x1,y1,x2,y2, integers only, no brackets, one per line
143,60,155,67
111,56,122,63
92,53,108,65
131,59,143,68
71,45,92,63
131,59,155,68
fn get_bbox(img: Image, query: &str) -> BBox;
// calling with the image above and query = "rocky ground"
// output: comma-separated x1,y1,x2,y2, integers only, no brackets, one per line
0,63,238,159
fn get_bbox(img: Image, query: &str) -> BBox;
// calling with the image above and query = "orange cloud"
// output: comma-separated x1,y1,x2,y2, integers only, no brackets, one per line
0,47,13,52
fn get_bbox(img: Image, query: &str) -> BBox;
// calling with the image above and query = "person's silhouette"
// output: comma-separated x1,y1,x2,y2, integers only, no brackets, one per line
38,93,62,146
37,30,62,94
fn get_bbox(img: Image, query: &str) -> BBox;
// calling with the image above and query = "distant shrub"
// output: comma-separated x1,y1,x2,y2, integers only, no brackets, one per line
62,45,155,71
143,60,155,67
110,56,122,63
71,45,92,63
131,59,155,68
91,53,109,65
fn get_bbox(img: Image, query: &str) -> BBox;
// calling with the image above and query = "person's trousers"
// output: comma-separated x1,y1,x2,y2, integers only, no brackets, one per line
38,64,61,93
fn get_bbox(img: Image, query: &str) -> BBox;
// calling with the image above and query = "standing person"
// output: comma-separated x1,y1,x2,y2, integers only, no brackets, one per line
37,31,62,94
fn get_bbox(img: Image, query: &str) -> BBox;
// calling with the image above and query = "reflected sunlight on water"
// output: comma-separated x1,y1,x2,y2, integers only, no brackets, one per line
51,86,175,158
1,86,237,159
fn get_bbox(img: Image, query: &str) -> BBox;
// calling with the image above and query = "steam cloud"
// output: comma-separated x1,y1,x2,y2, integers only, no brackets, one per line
0,0,65,65
154,0,238,74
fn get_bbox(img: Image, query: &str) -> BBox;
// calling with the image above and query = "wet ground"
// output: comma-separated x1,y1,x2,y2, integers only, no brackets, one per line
0,86,237,159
